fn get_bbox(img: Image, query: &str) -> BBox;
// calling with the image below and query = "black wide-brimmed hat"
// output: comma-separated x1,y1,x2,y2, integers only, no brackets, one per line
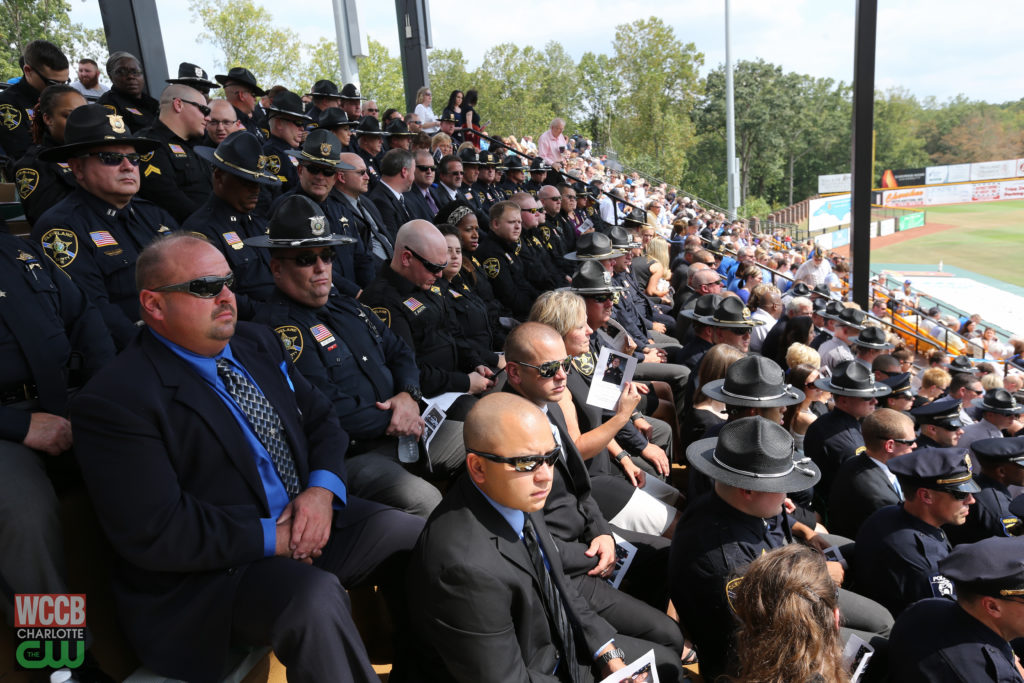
244,194,355,248
568,260,624,295
195,131,281,187
284,129,354,169
266,91,312,122
789,282,811,298
166,62,219,91
948,355,975,375
530,157,552,172
609,226,641,250
458,147,481,165
679,293,722,321
477,150,498,166
503,155,526,172
888,447,981,495
623,208,649,227
339,83,366,101
814,360,892,397
306,79,342,99
354,116,389,136
316,109,357,130
699,296,765,329
687,416,820,493
564,232,624,261
972,389,1023,416
852,326,893,349
214,67,267,96
439,111,458,124
39,104,161,161
702,356,805,408
811,284,832,299
385,118,414,137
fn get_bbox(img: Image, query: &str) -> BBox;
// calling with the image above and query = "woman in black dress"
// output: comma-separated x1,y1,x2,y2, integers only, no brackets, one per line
440,90,465,128
436,223,501,366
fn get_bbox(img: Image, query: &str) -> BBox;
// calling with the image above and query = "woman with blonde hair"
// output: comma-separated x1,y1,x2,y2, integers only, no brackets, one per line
731,544,850,683
413,85,439,132
782,363,825,452
430,132,452,162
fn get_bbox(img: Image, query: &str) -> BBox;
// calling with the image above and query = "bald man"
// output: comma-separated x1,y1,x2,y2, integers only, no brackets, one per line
408,393,685,683
361,220,496,398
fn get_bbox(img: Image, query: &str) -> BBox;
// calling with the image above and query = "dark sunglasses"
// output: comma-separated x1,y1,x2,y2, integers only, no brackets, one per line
36,70,71,87
444,170,464,177
177,98,211,116
585,293,615,303
416,165,436,172
938,489,972,501
406,247,447,274
345,168,369,176
470,445,561,472
277,251,334,267
511,357,572,378
891,437,917,446
77,151,141,166
521,208,543,214
367,108,379,113
151,273,234,298
302,164,337,177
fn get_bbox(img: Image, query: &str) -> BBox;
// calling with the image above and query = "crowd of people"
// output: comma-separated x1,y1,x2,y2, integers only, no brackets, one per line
4,39,1024,683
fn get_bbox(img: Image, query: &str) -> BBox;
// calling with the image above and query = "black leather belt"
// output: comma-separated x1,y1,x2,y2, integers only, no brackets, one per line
0,383,39,406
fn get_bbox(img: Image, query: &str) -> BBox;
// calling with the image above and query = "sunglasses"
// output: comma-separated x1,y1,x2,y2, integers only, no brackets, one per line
208,119,238,128
151,273,234,298
891,437,917,446
406,247,447,274
416,165,436,172
302,165,337,177
444,170,465,177
345,168,369,176
367,108,379,113
938,489,972,501
470,445,561,472
277,251,334,267
512,357,572,378
178,98,211,116
521,208,543,214
586,293,615,303
77,151,141,166
36,70,71,87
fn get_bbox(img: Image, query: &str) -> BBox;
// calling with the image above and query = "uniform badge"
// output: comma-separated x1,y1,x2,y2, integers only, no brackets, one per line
482,257,500,279
0,104,22,130
310,323,336,346
320,142,332,156
963,453,972,471
929,574,955,599
15,168,38,199
140,151,155,162
275,325,304,362
168,143,186,156
541,225,551,241
266,155,281,174
725,576,743,614
403,297,425,314
89,231,118,248
222,231,244,250
257,155,269,171
429,285,440,295
40,228,78,267
16,250,41,271
308,215,326,236
107,114,127,133
572,352,596,377
144,164,162,176
371,306,391,327
194,66,203,77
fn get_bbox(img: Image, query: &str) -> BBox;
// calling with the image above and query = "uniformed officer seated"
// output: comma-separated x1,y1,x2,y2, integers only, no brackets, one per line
910,396,966,448
947,436,1024,545
889,535,1024,681
960,388,1022,451
248,195,464,518
97,51,159,133
0,40,70,161
30,104,179,348
855,447,980,616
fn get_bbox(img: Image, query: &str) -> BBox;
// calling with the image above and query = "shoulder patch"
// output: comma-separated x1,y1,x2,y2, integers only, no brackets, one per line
140,151,155,163
482,257,500,279
15,168,38,199
0,104,22,130
89,230,118,248
265,155,281,174
725,576,743,614
929,574,956,599
275,325,303,362
371,306,391,327
1002,516,1021,536
222,231,244,250
572,352,596,377
40,228,78,268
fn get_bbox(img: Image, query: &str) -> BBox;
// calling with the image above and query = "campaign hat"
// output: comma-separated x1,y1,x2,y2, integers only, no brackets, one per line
564,232,624,261
39,104,160,161
354,116,389,136
306,79,342,99
194,130,280,186
214,67,266,96
265,91,312,123
244,194,355,248
972,388,1022,416
316,109,357,130
609,226,641,250
339,83,367,101
284,129,354,170
568,260,624,296
166,62,219,91
814,360,892,398
679,293,722,322
699,296,765,330
701,356,805,408
851,326,893,349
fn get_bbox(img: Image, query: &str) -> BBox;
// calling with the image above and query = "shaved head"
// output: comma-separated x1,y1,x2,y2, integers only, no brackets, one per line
504,322,563,365
465,393,550,455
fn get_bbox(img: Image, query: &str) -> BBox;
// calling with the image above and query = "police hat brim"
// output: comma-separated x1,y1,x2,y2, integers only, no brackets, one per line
813,376,892,398
697,314,766,329
565,284,624,296
166,77,220,90
701,378,805,409
266,107,313,123
851,335,893,349
38,135,162,162
214,75,267,97
195,145,281,187
971,398,1023,415
686,436,820,493
244,234,356,248
564,248,626,262
283,148,354,170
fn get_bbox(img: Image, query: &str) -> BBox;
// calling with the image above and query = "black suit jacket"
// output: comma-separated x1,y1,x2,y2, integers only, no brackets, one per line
367,181,413,241
828,453,901,538
333,189,391,258
70,323,350,680
403,186,437,221
431,183,459,215
408,474,616,682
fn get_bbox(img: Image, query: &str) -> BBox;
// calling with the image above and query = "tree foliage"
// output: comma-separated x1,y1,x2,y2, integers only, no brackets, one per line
1,0,107,80
356,38,404,115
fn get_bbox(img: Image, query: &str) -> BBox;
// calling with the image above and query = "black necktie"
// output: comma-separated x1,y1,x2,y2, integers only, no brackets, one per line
216,358,301,498
357,198,394,259
398,194,412,223
522,515,581,682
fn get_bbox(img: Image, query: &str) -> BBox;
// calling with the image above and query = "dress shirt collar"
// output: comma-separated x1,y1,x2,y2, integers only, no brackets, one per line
472,480,525,536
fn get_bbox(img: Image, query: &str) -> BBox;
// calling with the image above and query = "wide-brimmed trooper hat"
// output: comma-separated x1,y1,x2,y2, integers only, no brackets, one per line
568,260,624,296
851,326,893,350
244,194,355,248
564,232,624,262
265,91,312,123
609,226,641,250
195,131,281,186
316,109,357,130
702,356,805,408
972,389,1022,416
39,104,160,161
679,293,722,322
814,360,892,398
306,79,342,99
284,129,354,169
166,62,219,91
699,297,765,330
214,67,267,96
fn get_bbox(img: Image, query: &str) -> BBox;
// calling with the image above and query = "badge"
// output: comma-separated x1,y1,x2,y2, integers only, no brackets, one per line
963,453,972,471
403,297,425,314
89,231,118,248
257,155,269,171
103,249,123,256
168,143,186,156
371,306,391,327
107,114,127,133
140,151,155,162
309,215,326,236
16,250,41,271
310,323,336,346
572,352,596,376
194,66,203,77
222,231,244,250
429,285,440,295
929,574,955,599
15,168,38,199
482,257,500,279
0,104,22,130
266,155,281,174
275,325,303,362
320,142,332,156
725,576,743,613
41,228,78,267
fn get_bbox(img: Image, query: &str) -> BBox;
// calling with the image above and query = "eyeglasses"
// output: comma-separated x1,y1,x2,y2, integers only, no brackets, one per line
277,250,334,267
937,489,972,501
405,247,447,274
31,66,71,87
416,165,436,172
302,165,337,177
208,119,238,128
76,151,141,166
344,168,369,176
891,437,917,446
113,67,143,77
968,388,984,395
521,208,543,214
511,357,572,378
586,293,615,303
563,195,577,200
367,108,379,114
470,445,561,472
177,98,211,116
151,273,234,298
444,170,464,177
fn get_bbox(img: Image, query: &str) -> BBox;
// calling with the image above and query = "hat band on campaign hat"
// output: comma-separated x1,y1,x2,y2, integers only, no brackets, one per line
720,385,799,402
711,452,816,479
298,150,337,165
214,151,271,180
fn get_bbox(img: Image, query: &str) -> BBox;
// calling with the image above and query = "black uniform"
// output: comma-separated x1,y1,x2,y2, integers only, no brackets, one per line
518,227,564,292
804,407,865,504
361,264,485,397
234,105,266,141
355,146,381,191
261,135,300,196
31,189,178,348
13,135,78,226
96,88,159,133
437,275,499,366
946,473,1020,546
470,178,498,213
136,118,213,221
473,233,540,319
0,78,43,160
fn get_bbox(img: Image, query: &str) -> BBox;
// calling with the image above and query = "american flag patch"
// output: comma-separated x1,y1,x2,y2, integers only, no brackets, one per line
403,297,424,312
310,324,335,345
222,231,241,245
168,143,185,155
126,107,142,115
89,230,118,247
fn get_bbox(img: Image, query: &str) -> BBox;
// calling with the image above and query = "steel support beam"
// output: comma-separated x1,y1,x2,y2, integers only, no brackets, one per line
97,0,168,100
849,0,877,309
395,0,431,114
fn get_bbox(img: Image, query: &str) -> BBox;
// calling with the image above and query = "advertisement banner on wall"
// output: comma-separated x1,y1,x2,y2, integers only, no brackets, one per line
879,178,1024,207
808,194,851,232
1017,159,1024,177
1000,181,1024,200
970,159,1016,181
818,173,851,194
878,187,926,208
898,213,925,231
880,168,926,188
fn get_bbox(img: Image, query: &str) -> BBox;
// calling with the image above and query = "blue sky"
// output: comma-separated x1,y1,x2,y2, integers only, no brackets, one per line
69,0,1024,104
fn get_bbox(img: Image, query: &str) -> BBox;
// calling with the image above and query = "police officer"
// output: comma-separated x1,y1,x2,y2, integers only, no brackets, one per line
97,52,159,133
499,155,528,196
0,41,70,160
538,183,576,262
261,90,312,200
337,83,367,130
214,67,268,141
511,191,565,292
911,397,966,448
30,105,178,348
471,149,500,212
473,200,541,319
136,84,213,221
960,388,1022,451
184,131,280,315
818,307,867,377
609,226,677,341
164,62,220,101
524,156,550,196
384,117,414,151
304,79,344,124
456,147,489,229
889,535,1024,682
947,437,1024,546
315,108,358,151
855,446,980,616
353,116,389,191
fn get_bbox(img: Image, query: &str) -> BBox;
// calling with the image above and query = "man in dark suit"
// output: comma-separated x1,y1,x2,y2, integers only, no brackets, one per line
408,393,684,682
828,408,915,538
334,152,394,264
368,148,415,240
70,234,423,682
403,149,440,221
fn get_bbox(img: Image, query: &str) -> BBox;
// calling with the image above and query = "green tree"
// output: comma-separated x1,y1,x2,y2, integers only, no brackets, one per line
576,51,619,148
1,0,107,80
427,48,470,115
303,37,342,95
475,43,554,140
356,37,404,114
872,87,929,174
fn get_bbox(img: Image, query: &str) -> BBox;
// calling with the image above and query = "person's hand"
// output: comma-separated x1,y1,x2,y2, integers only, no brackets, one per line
474,365,494,378
620,456,646,488
634,417,654,440
633,382,649,394
585,534,616,576
22,413,73,455
615,382,642,417
467,371,494,394
826,560,845,586
783,497,797,515
651,322,667,334
281,487,334,561
642,348,664,364
376,392,424,438
641,442,670,477
802,532,832,554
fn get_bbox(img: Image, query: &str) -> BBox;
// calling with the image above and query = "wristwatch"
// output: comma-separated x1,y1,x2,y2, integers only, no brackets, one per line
598,647,625,666
401,385,423,402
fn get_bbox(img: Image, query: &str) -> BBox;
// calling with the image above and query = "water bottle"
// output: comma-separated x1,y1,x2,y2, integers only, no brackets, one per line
51,670,80,683
398,434,419,463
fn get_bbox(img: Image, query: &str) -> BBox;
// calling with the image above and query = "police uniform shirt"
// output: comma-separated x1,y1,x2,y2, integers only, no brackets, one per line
804,406,865,502
436,276,499,367
13,136,78,226
958,419,1003,453
234,105,266,142
0,78,42,160
854,504,954,616
96,88,159,133
946,473,1021,546
136,118,213,222
470,178,497,212
472,233,540,320
360,263,485,397
818,336,854,376
889,598,1022,683
0,233,115,440
261,135,300,196
810,327,832,350
256,288,418,441
31,189,178,348
518,227,563,292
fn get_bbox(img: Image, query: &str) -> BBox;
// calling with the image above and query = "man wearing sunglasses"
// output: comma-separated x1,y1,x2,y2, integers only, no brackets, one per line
0,40,69,159
334,152,395,263
136,84,213,222
71,233,424,682
262,90,313,201
31,104,179,349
